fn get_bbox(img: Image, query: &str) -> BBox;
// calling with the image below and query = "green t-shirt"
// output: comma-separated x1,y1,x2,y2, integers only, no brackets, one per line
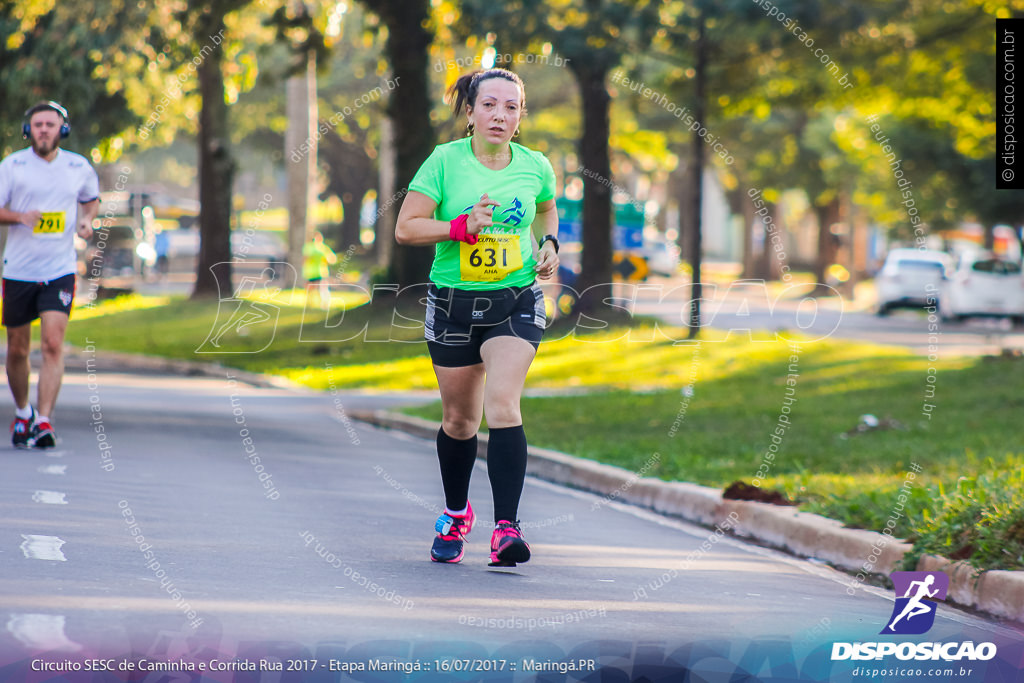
303,241,336,280
408,137,556,290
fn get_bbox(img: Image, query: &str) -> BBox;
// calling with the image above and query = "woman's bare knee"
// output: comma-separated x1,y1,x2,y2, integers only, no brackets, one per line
434,363,485,439
483,400,522,428
442,413,480,439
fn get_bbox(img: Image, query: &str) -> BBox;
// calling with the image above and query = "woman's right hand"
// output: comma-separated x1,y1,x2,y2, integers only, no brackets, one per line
466,193,501,236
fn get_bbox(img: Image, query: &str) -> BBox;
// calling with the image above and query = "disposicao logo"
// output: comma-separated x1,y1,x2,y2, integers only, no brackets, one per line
831,571,997,663
881,571,948,635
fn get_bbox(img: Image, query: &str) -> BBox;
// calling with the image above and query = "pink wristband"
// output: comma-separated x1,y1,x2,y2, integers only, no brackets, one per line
449,214,477,245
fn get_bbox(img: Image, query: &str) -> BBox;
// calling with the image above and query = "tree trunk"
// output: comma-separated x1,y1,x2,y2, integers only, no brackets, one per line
340,191,363,248
840,190,860,294
754,200,777,280
316,122,375,253
813,197,841,292
286,48,317,285
735,188,756,279
192,10,234,299
377,0,435,287
983,223,995,250
375,116,396,267
687,10,706,339
675,157,694,264
571,60,613,310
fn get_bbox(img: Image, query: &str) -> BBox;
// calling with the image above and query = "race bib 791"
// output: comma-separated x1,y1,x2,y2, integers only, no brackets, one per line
34,211,66,236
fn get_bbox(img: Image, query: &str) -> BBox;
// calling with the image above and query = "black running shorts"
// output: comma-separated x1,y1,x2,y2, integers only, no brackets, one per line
425,284,546,367
2,274,76,327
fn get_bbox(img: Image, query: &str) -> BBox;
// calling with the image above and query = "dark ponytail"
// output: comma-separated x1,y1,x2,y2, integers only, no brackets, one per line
446,68,526,135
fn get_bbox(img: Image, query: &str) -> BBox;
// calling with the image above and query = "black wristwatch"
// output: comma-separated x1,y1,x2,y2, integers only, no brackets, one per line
538,234,559,253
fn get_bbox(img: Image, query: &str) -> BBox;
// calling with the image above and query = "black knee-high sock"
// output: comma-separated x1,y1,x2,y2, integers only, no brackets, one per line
487,425,528,523
436,427,478,512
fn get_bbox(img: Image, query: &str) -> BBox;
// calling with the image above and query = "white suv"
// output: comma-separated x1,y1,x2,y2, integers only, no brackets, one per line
875,248,951,315
940,251,1024,323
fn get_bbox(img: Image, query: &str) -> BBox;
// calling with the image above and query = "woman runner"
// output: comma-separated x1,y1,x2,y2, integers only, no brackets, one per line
395,68,560,566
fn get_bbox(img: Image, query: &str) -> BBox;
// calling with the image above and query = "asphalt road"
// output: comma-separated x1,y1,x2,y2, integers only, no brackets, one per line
627,277,1024,356
1,369,1021,681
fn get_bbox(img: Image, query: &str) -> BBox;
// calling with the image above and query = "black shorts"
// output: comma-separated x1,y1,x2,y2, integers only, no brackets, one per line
2,274,76,328
425,283,546,367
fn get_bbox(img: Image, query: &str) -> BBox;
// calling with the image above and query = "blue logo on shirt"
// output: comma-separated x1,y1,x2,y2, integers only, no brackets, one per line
499,197,525,227
461,197,527,231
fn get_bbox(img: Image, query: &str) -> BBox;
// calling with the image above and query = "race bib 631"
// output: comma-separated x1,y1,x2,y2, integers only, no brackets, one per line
460,234,523,282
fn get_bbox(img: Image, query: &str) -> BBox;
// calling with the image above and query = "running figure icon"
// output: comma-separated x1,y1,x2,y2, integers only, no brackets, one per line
197,268,283,353
888,574,939,631
881,571,949,635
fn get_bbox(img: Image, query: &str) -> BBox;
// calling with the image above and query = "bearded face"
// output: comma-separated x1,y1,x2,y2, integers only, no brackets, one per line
28,110,63,157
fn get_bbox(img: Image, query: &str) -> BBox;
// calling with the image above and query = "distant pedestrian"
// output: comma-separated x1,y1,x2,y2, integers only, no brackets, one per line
303,230,337,309
0,101,99,448
153,227,170,276
396,68,560,566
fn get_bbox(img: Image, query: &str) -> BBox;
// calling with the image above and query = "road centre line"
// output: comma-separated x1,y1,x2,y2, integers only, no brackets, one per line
19,535,67,561
5,614,81,652
32,490,68,505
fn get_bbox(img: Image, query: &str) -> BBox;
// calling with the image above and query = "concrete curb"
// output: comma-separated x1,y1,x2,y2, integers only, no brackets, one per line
352,409,1024,624
918,555,1024,622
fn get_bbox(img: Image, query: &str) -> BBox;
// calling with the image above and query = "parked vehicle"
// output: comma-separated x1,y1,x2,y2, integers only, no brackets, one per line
638,235,681,277
940,251,1024,323
157,228,287,278
76,217,154,295
231,230,286,263
874,248,952,315
163,227,200,272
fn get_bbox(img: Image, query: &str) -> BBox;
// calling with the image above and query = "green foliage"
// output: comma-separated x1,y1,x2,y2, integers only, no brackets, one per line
0,0,142,157
905,467,1024,572
800,474,935,539
64,291,423,374
837,1,1011,232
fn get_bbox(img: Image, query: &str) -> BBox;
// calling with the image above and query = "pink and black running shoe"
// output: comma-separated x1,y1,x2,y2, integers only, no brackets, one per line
430,501,475,563
488,520,531,567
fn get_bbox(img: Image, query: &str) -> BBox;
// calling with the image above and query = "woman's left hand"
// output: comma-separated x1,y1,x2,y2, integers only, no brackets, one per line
535,243,559,279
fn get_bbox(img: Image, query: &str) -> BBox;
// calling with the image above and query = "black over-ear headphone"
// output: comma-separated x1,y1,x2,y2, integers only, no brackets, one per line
23,101,71,139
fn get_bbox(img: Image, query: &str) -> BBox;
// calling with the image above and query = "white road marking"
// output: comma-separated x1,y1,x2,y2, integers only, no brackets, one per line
44,449,69,458
37,464,67,475
6,614,81,652
19,535,67,561
31,490,68,505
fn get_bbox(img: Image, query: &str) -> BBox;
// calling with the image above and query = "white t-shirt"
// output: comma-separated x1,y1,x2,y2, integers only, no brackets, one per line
0,147,99,282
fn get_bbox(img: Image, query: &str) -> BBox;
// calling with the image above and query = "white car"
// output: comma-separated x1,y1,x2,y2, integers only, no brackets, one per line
875,248,952,315
231,230,286,263
940,251,1024,323
638,237,681,277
